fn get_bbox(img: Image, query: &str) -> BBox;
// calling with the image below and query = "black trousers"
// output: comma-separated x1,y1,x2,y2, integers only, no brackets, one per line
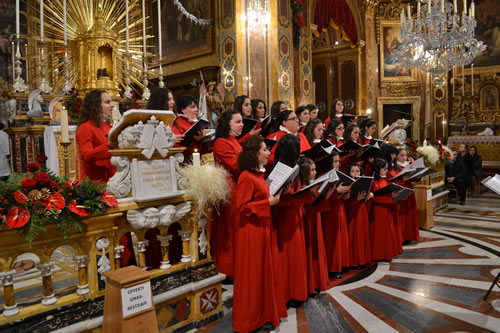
454,180,466,203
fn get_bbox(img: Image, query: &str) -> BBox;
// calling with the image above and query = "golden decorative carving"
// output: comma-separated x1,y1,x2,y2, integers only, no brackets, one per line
381,81,418,96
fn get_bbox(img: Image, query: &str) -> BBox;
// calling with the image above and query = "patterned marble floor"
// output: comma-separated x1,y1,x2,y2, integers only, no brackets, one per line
191,193,500,333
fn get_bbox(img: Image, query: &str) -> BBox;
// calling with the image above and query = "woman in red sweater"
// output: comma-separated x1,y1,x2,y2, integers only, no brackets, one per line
210,110,244,277
76,89,116,183
233,137,286,332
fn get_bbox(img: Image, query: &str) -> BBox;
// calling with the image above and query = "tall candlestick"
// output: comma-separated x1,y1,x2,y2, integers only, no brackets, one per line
16,0,20,38
407,3,411,19
401,10,405,24
25,43,28,84
471,2,475,17
60,106,69,143
142,0,147,58
157,0,162,60
462,64,465,96
11,42,15,81
125,0,129,53
452,66,455,97
453,0,457,13
63,0,67,46
40,0,44,41
428,0,432,14
441,0,444,13
463,0,466,14
471,64,474,96
417,1,421,18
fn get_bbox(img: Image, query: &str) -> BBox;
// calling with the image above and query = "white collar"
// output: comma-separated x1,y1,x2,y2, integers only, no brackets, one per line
180,114,197,122
300,121,308,126
313,138,321,143
257,165,266,172
337,136,344,141
365,135,372,140
279,125,295,135
397,161,408,167
335,113,343,118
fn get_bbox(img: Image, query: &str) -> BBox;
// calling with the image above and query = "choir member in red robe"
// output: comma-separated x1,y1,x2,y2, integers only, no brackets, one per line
324,119,345,147
76,89,116,182
266,110,311,165
344,163,372,267
233,137,286,332
395,148,420,242
296,105,310,133
210,110,244,277
234,95,252,118
299,158,335,294
370,158,402,261
324,98,345,129
322,152,351,278
171,95,203,158
381,144,403,254
303,118,324,147
271,135,309,307
146,87,176,112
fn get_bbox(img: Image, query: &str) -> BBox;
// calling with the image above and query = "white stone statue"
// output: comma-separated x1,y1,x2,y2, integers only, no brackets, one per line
27,90,44,118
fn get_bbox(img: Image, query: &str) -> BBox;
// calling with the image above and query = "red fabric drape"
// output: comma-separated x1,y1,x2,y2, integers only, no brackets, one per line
314,0,358,47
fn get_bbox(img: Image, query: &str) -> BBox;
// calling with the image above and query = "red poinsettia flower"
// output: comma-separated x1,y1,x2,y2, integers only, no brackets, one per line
36,155,48,164
14,191,29,205
62,178,81,188
42,192,65,211
100,191,118,207
68,200,90,216
27,162,41,172
21,178,37,190
6,206,30,228
35,172,50,184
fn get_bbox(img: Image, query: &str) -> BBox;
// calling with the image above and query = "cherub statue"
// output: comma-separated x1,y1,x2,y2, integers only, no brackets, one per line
27,90,44,118
48,97,63,125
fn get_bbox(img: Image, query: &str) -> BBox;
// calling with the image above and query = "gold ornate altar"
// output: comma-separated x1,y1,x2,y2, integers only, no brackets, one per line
0,195,223,332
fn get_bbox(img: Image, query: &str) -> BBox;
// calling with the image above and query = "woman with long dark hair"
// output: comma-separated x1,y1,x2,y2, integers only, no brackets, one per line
359,119,377,145
324,118,345,147
146,87,175,112
234,95,252,118
210,110,245,277
295,105,310,130
303,118,324,147
324,98,344,128
251,98,267,120
232,136,286,333
76,89,116,182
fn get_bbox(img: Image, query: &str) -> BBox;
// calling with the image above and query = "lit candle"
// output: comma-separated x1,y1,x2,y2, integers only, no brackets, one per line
192,149,201,167
462,64,465,96
428,0,432,13
453,0,457,13
16,0,20,38
157,0,162,60
417,1,421,18
401,10,405,24
40,0,44,41
471,63,474,96
463,0,466,14
125,0,129,54
63,0,67,59
60,106,70,143
142,0,147,58
407,3,411,19
471,2,475,17
11,42,15,81
441,0,444,13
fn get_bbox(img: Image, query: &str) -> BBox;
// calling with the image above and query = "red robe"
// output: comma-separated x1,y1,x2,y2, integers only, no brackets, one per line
272,190,310,302
344,197,372,266
303,195,331,293
233,170,287,332
402,180,420,241
210,136,241,276
388,169,405,254
76,120,115,182
171,115,200,158
267,130,311,165
322,192,349,273
370,178,397,260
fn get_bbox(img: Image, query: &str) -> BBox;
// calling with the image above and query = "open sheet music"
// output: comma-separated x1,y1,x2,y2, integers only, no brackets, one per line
313,169,340,205
266,162,300,196
349,176,374,203
482,174,500,196
179,117,210,146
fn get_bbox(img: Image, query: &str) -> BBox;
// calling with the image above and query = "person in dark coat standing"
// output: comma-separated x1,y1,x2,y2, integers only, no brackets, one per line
446,148,469,205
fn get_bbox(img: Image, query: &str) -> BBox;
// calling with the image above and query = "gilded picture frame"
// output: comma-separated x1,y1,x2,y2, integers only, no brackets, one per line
480,85,499,111
153,0,214,65
379,20,416,83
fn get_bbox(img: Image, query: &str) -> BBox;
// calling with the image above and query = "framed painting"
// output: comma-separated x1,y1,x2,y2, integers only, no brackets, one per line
480,85,499,111
153,0,214,65
379,20,416,82
462,0,500,74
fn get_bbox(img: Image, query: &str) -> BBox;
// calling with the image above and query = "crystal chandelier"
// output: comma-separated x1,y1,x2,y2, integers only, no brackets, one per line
246,0,271,31
394,0,486,84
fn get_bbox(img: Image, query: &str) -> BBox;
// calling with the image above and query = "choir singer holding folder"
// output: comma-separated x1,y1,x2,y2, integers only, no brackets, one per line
172,95,206,159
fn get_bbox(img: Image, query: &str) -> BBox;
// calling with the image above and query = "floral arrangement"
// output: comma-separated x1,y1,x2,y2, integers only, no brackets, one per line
182,164,230,219
0,155,117,245
120,91,141,113
416,142,453,166
292,0,304,48
406,139,418,162
64,87,82,122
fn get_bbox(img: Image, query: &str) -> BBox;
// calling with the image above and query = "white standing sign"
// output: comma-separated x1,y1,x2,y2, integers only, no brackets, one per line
121,281,153,318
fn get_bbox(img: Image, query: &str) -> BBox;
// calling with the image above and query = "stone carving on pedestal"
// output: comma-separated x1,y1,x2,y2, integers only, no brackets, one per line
198,218,208,255
126,201,192,229
107,156,132,198
96,238,111,282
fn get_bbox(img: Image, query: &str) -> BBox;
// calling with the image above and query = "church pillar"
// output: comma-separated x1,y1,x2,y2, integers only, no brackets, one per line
363,1,379,114
293,2,313,106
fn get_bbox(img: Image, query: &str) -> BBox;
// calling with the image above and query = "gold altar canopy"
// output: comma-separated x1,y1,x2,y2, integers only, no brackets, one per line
23,0,152,97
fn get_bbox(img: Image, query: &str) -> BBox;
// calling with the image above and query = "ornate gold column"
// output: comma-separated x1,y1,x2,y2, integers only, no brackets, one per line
75,255,90,296
178,230,192,263
157,234,173,269
113,245,124,269
37,262,57,306
0,270,19,317
137,240,149,269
